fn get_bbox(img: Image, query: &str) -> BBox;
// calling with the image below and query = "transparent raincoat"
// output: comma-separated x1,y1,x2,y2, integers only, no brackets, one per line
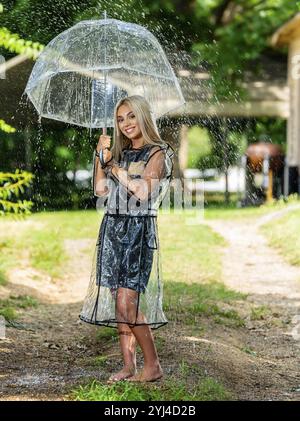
79,142,174,329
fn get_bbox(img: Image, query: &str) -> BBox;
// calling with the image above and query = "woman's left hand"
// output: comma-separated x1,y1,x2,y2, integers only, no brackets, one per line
102,148,112,163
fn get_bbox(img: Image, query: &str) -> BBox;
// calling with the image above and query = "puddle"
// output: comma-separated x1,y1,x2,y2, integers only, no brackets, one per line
6,368,104,388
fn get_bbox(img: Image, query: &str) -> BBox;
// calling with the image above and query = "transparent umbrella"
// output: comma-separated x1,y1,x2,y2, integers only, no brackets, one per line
25,14,185,132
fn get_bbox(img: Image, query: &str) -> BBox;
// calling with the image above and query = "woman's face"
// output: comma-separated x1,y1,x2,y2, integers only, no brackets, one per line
117,103,142,140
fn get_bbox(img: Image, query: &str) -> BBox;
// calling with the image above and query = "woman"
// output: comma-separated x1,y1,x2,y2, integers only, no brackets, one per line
79,95,174,383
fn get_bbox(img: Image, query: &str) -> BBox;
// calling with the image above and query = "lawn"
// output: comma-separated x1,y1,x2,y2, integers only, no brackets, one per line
260,207,300,266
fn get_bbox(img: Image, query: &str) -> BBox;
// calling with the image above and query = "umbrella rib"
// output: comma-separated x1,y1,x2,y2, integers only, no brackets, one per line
50,65,175,82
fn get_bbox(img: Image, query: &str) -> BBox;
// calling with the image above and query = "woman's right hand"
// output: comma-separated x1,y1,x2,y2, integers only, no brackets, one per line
96,134,111,153
96,134,112,163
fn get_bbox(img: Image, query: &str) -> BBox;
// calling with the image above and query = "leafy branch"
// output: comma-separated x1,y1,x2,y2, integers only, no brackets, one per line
0,2,44,59
0,171,34,216
0,119,16,133
0,27,44,59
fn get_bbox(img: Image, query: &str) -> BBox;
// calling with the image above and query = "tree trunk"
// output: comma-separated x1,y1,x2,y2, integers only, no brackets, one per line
160,122,183,180
178,124,189,174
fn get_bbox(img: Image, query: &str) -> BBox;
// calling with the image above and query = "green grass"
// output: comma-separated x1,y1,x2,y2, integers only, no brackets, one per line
0,269,8,286
204,194,300,220
157,211,247,327
90,355,109,368
159,212,226,284
71,359,232,401
0,307,17,321
95,327,119,343
241,347,257,357
0,295,38,321
164,281,246,327
0,209,247,328
25,230,66,277
250,305,272,321
260,207,300,266
0,238,17,283
0,209,102,279
71,376,231,401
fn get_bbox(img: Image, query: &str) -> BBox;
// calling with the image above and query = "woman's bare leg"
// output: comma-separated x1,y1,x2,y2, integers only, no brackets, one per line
117,288,163,382
108,324,137,382
127,323,163,382
108,289,137,382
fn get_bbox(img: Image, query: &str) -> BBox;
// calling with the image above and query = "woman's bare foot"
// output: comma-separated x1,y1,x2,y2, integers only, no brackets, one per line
126,364,163,382
107,366,137,384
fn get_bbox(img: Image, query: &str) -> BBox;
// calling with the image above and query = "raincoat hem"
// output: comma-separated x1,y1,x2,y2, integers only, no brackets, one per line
78,314,168,330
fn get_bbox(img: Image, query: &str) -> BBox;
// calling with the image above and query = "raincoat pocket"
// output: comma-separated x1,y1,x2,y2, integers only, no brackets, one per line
144,218,158,249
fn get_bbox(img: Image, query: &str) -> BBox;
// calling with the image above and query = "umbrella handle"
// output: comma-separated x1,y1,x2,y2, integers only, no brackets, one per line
99,127,107,166
99,149,105,166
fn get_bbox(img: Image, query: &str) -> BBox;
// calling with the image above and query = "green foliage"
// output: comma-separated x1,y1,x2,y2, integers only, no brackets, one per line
0,170,34,216
0,0,297,100
0,126,95,211
0,26,44,59
187,126,211,169
247,117,287,150
0,2,38,217
192,0,299,100
0,0,296,209
0,1,44,58
0,119,15,133
71,376,231,401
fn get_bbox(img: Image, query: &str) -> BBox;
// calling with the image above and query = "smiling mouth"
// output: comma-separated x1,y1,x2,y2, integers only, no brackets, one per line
125,127,135,134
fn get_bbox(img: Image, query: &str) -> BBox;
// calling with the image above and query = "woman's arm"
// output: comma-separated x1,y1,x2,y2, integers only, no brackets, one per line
108,147,165,202
92,151,110,197
92,134,114,197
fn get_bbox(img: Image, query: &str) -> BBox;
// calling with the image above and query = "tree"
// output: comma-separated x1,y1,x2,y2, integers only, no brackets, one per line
0,2,43,216
1,1,297,207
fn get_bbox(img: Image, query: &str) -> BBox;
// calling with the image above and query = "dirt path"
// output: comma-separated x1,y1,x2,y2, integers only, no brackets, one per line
201,204,300,400
204,204,300,300
1,207,300,401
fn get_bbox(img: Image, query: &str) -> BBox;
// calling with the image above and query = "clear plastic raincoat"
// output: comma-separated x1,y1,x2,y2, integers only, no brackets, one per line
79,142,174,329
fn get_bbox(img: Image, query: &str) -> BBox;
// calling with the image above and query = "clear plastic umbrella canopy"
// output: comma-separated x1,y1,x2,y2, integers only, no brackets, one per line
25,17,185,129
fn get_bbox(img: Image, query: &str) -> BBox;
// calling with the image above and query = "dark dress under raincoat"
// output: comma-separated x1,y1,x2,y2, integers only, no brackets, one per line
79,141,174,329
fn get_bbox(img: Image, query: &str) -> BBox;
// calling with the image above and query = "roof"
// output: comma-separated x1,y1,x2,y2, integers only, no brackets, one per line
0,53,290,129
271,13,300,47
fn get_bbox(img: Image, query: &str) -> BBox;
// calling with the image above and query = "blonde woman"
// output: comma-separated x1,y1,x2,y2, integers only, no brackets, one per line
79,95,174,383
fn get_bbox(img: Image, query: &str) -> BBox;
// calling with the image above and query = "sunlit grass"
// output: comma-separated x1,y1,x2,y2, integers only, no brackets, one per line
71,375,231,401
204,194,300,220
0,295,38,321
250,305,272,321
0,209,103,279
260,208,300,266
0,269,8,286
95,326,118,343
159,211,226,284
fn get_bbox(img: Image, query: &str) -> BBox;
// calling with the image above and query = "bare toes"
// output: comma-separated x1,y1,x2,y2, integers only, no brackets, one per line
107,368,136,383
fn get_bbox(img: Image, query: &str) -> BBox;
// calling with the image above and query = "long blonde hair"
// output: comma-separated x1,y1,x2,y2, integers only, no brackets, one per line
111,95,166,162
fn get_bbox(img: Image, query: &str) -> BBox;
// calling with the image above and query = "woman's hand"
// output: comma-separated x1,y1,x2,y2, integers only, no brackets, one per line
96,134,112,163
